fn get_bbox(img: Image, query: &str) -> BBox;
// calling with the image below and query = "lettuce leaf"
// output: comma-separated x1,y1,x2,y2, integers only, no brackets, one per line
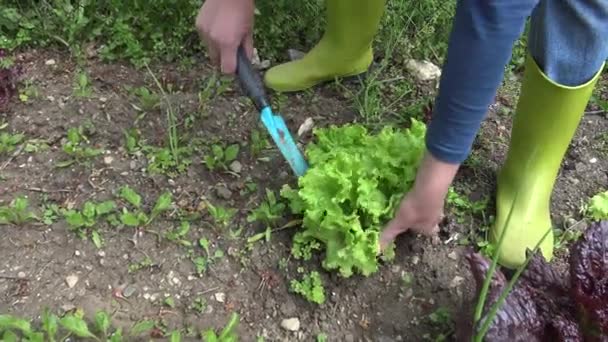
282,119,426,277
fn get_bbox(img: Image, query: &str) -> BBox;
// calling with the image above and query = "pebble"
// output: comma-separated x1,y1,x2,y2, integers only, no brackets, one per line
171,277,181,286
17,272,26,279
143,293,151,300
45,59,56,65
411,256,420,265
590,157,598,164
74,250,81,257
280,318,300,332
280,300,296,316
297,118,315,137
229,160,242,173
216,186,232,200
447,251,459,261
123,285,136,298
405,59,441,81
450,276,465,288
129,160,138,170
214,292,226,303
103,156,114,165
97,250,106,258
65,275,79,288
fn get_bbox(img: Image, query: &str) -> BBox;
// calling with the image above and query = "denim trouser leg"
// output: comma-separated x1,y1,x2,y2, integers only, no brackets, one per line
528,0,608,86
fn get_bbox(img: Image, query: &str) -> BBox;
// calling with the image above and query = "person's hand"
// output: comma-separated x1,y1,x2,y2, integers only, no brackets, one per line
379,151,460,250
195,0,255,74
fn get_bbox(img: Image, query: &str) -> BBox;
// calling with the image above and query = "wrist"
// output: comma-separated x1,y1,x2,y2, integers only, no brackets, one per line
412,149,460,197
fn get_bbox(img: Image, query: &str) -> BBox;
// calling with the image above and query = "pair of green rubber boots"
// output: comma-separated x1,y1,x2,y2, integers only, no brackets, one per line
266,0,604,268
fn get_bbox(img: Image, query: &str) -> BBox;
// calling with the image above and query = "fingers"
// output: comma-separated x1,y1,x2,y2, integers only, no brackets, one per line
379,218,408,251
243,32,254,60
219,42,239,74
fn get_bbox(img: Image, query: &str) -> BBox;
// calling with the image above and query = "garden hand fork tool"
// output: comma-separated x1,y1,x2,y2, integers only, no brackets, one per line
235,45,308,177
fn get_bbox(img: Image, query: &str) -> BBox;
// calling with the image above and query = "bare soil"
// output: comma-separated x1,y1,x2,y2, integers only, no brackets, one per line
0,48,606,341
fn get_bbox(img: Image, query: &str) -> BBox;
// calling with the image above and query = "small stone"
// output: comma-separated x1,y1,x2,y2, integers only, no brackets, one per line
123,285,136,298
216,186,232,200
129,160,138,170
280,300,296,316
450,276,464,288
411,256,420,265
17,272,26,279
214,292,226,303
288,49,306,61
74,250,81,257
590,157,598,164
172,277,181,286
297,118,315,137
65,275,79,288
103,156,114,165
280,318,300,332
405,59,441,81
391,265,401,273
168,179,176,186
229,160,242,173
45,59,56,66
143,293,151,300
150,293,159,301
447,251,459,261
99,97,108,103
61,304,76,312
97,250,106,258
99,259,106,266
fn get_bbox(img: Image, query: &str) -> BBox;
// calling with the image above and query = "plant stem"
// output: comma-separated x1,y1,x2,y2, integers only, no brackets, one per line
145,64,179,163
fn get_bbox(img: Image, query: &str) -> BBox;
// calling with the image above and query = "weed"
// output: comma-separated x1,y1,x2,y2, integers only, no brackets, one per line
63,200,117,248
132,86,160,112
118,186,173,227
18,79,39,103
72,70,92,98
290,270,325,304
0,131,24,154
204,143,240,171
123,128,142,154
0,196,38,225
57,126,103,168
192,237,224,275
581,190,608,220
426,307,454,341
247,189,285,227
41,203,61,225
128,257,154,273
165,221,192,247
204,200,237,229
249,127,270,157
201,312,239,341
189,297,207,314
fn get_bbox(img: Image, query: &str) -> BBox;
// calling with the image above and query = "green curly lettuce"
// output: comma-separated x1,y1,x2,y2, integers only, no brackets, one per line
281,119,427,277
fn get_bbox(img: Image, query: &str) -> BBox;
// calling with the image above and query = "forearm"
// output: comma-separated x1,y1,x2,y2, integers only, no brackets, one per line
425,0,537,164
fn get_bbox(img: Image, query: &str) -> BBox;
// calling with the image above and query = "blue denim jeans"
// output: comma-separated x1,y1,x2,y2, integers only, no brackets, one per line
425,0,608,164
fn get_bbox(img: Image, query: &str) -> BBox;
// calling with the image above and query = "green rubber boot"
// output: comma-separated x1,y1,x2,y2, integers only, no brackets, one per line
492,55,604,269
263,0,385,92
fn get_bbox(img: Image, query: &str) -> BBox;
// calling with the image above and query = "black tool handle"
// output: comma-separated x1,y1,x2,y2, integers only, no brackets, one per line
236,45,269,111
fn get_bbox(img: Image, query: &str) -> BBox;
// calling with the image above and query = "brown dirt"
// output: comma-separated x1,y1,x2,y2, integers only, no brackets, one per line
0,48,606,341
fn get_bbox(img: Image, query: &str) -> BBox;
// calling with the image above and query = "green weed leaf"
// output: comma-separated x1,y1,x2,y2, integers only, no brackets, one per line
0,314,32,334
224,144,239,162
151,192,172,216
120,209,140,227
59,315,95,338
94,311,110,336
169,330,181,342
95,201,116,216
129,320,155,336
91,230,103,249
119,186,141,208
41,309,58,341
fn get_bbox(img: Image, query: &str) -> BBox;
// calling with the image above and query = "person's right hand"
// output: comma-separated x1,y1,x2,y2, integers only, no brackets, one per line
195,0,255,74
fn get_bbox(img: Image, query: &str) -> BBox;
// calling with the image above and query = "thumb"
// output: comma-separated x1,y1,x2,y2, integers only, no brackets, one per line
379,217,410,252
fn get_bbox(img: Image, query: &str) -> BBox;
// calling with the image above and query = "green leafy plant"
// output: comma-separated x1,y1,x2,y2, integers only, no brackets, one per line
290,270,325,304
63,200,117,248
0,131,23,154
204,143,239,171
143,145,193,177
247,188,285,226
205,200,237,228
72,70,92,98
132,86,160,112
58,127,103,167
582,190,608,220
201,312,239,342
192,237,224,275
0,196,38,225
118,186,172,227
165,221,192,246
281,119,427,277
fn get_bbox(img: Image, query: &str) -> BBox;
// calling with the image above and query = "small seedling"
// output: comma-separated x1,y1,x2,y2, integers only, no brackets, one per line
247,188,285,227
201,312,239,341
191,237,224,275
581,190,608,220
165,221,192,247
0,196,38,225
289,270,325,304
204,143,239,171
57,127,103,167
132,86,160,112
205,200,236,228
118,186,172,227
124,128,143,154
73,70,92,98
63,200,117,248
143,145,193,177
0,131,24,154
189,297,207,314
